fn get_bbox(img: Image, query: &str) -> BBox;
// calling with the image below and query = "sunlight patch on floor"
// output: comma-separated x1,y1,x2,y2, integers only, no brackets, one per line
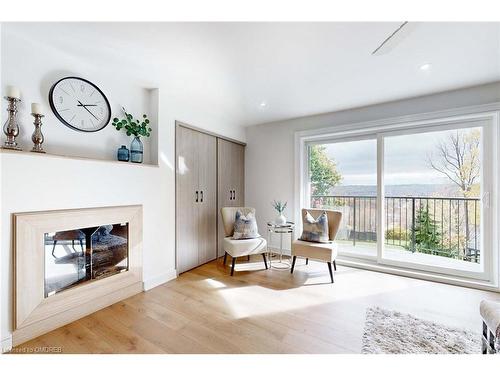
215,268,412,319
204,278,227,288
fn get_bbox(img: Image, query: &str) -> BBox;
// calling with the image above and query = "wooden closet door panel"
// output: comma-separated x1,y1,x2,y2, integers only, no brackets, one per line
176,126,199,273
197,132,217,264
233,143,245,206
217,139,235,207
217,139,246,256
217,139,234,256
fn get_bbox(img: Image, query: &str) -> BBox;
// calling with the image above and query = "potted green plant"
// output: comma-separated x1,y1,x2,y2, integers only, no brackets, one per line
272,200,288,225
112,107,152,163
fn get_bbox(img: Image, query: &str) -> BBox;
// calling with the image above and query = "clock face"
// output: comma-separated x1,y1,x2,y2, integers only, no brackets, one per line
49,77,111,132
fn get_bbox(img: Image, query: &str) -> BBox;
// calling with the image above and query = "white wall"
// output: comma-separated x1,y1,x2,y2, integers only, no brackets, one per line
0,23,245,345
245,82,500,251
1,31,160,163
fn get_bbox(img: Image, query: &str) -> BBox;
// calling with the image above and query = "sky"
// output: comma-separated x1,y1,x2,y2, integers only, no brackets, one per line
321,127,481,186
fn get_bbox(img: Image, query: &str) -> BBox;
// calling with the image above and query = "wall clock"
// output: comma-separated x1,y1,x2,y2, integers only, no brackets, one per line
48,77,111,132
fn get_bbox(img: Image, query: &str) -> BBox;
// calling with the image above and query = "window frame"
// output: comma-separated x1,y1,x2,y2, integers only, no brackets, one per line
295,104,500,289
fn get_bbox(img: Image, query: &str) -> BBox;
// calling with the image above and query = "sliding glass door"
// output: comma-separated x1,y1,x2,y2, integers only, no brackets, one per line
307,137,378,259
304,116,495,280
380,122,491,279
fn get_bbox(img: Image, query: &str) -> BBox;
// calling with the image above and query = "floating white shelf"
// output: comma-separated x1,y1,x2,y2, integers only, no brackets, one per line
0,148,159,168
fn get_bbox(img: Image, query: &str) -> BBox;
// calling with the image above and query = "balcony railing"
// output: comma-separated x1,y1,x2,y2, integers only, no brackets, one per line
311,195,481,263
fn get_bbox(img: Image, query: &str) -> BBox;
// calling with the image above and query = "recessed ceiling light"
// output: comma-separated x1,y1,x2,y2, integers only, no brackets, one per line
259,101,267,107
419,63,432,71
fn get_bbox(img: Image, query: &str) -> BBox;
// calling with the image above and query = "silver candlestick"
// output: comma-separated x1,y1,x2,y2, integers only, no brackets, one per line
2,96,22,150
30,113,45,153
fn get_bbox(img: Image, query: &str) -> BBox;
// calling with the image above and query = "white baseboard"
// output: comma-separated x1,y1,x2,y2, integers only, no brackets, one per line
1,335,12,354
143,269,177,291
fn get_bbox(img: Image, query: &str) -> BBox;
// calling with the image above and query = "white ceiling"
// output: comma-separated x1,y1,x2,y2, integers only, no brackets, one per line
4,22,500,127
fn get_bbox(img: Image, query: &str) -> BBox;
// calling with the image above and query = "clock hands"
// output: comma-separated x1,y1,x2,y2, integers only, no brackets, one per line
77,100,100,121
77,103,97,107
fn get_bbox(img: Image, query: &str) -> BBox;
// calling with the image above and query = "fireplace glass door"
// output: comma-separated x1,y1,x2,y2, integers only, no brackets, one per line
44,223,129,297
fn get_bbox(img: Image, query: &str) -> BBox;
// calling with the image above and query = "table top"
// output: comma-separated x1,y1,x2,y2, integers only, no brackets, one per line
267,221,295,228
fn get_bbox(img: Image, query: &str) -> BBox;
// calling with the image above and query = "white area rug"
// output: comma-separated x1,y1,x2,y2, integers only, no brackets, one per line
362,307,481,354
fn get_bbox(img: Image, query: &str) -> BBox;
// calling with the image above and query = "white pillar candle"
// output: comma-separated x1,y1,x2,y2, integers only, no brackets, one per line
31,103,43,115
6,86,21,99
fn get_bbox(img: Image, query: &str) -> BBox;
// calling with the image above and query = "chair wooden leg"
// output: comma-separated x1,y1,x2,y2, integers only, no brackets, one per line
327,262,334,283
306,258,308,265
291,256,297,273
333,259,337,271
489,330,497,353
247,255,250,261
262,253,268,269
51,240,58,257
482,322,488,354
223,252,227,266
231,257,236,276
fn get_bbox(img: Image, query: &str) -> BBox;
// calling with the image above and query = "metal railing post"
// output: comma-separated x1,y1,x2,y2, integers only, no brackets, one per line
352,197,356,246
411,198,416,253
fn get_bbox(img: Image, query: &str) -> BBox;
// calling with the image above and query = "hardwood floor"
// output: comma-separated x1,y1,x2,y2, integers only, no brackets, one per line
11,256,500,354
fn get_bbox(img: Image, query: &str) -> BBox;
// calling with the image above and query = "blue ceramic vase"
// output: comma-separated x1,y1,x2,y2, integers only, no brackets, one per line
130,136,143,163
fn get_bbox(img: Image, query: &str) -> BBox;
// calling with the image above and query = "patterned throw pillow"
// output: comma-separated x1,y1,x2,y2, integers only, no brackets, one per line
233,210,260,240
300,211,330,243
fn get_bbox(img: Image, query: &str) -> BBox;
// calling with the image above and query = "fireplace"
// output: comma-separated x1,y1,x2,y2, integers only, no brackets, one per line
44,223,130,297
13,205,143,346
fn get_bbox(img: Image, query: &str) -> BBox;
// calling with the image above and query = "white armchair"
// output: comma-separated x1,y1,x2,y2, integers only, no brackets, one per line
291,209,342,283
220,207,268,275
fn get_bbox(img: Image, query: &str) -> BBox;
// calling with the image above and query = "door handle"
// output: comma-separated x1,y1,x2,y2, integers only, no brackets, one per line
233,190,236,201
200,190,204,203
229,190,232,200
195,191,199,203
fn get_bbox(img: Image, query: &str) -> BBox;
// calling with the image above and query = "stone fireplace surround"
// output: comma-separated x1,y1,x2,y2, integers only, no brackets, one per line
13,205,143,346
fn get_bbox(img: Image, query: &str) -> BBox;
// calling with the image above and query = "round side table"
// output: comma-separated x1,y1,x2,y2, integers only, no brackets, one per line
267,222,295,269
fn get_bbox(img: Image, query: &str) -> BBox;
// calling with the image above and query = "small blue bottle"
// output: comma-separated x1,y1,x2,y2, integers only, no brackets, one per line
117,145,130,162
